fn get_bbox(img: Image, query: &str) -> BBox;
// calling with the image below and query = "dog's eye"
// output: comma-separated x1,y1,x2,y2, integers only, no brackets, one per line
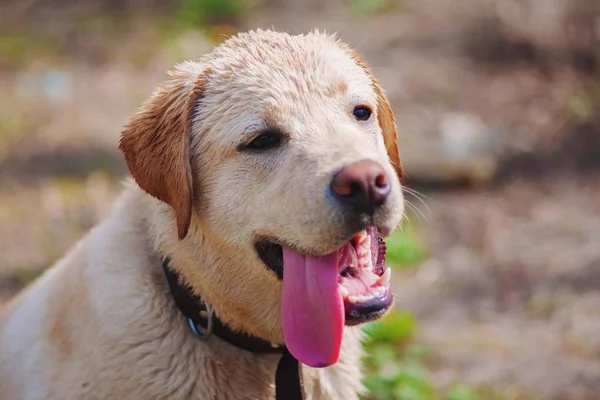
245,131,282,150
353,106,372,121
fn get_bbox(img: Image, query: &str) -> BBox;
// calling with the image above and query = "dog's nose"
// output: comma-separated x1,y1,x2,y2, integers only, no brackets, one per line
331,160,391,214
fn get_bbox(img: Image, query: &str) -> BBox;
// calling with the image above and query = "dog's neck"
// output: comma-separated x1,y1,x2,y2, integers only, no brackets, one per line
161,257,284,353
161,257,306,400
135,188,285,344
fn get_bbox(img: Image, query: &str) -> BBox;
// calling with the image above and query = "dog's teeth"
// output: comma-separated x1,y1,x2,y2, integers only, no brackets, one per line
348,295,359,303
339,286,349,298
372,287,386,296
357,254,368,269
356,235,371,259
377,267,391,286
356,230,368,244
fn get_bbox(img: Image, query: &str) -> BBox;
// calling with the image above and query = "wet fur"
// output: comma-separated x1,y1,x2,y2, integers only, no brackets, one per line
0,30,404,399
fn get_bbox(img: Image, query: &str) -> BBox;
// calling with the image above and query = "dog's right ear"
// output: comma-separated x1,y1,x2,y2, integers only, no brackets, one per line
119,66,208,240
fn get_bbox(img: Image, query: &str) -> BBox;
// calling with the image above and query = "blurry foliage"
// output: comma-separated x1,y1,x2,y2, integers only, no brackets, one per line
0,32,58,69
364,310,416,344
385,219,428,268
362,312,433,400
176,0,244,28
445,385,477,400
350,0,398,18
364,219,539,399
566,91,595,121
363,220,478,400
362,311,480,400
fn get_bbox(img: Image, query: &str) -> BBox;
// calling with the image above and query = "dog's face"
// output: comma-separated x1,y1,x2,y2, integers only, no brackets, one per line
120,30,404,368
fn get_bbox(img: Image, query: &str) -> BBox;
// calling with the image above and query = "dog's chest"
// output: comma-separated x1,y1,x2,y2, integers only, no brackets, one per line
97,334,281,400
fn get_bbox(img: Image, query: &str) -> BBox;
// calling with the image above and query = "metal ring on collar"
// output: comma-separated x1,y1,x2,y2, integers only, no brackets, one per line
187,303,214,340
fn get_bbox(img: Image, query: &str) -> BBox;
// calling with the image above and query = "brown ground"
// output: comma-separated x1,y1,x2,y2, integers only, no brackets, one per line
1,1,599,399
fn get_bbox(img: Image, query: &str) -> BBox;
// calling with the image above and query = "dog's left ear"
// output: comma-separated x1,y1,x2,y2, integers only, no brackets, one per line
347,50,404,180
119,66,208,240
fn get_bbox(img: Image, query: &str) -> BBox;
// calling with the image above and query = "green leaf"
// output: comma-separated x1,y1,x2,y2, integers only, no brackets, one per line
177,0,243,28
445,384,478,400
385,228,427,268
364,311,416,344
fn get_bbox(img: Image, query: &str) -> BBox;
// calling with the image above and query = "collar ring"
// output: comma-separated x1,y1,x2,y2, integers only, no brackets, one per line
187,303,214,340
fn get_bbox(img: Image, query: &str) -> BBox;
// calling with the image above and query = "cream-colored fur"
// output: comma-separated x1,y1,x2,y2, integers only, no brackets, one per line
0,30,404,400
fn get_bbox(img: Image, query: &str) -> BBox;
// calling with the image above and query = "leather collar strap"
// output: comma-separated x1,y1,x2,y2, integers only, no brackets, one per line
161,258,305,400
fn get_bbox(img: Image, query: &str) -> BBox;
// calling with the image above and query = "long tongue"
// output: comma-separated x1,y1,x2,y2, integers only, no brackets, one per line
281,248,344,368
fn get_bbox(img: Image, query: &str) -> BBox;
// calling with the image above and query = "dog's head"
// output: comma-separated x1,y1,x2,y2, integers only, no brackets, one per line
120,30,404,368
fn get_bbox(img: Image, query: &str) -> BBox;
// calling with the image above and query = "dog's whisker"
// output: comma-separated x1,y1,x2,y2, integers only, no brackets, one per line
405,200,428,223
402,187,431,214
401,185,428,198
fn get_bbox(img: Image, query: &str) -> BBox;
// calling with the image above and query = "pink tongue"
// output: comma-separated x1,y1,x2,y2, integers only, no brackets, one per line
282,248,344,368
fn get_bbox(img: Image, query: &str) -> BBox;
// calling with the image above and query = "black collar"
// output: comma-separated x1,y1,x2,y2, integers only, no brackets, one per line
162,258,305,400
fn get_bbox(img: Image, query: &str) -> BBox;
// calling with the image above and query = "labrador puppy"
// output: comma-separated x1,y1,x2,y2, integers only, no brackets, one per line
0,29,404,399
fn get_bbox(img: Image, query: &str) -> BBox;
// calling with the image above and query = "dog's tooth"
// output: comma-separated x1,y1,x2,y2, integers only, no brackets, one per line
372,287,386,296
357,247,369,263
339,286,349,298
356,245,366,258
377,267,391,286
356,230,368,245
348,295,359,303
365,255,373,270
357,255,367,269
359,234,371,250
356,236,369,253
359,236,372,263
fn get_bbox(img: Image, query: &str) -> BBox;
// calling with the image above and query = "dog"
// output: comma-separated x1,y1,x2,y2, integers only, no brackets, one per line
0,29,404,399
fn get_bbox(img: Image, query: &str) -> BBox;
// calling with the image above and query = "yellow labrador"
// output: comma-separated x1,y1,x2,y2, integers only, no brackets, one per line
0,29,404,399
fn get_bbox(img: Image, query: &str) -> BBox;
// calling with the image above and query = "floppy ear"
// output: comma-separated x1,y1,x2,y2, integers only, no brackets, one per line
347,50,404,180
119,68,208,240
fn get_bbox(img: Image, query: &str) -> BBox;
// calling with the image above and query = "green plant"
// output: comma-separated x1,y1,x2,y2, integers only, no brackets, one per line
364,311,416,344
363,312,434,400
384,221,428,268
445,385,477,400
176,0,244,28
350,0,398,17
362,312,481,400
0,32,59,69
566,91,594,121
363,220,480,399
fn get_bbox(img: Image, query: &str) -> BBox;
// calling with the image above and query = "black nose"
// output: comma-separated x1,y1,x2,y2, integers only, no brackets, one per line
331,160,391,214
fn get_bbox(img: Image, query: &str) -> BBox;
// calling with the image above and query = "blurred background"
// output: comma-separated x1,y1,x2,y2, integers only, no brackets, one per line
0,0,599,399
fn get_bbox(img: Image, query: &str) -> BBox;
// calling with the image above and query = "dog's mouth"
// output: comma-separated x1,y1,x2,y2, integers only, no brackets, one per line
254,227,392,368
